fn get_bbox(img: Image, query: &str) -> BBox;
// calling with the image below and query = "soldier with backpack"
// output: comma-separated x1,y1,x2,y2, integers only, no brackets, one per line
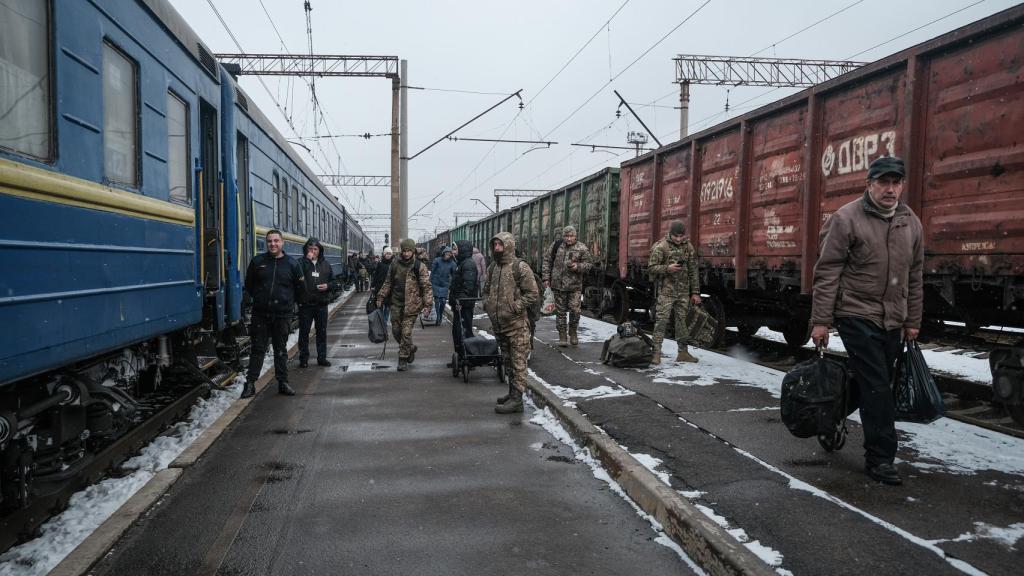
483,232,539,414
542,225,592,347
376,239,433,371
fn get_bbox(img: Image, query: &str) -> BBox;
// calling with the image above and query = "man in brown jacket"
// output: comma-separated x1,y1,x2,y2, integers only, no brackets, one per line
377,239,433,371
810,156,923,486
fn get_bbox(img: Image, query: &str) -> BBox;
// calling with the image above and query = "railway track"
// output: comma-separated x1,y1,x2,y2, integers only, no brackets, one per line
0,358,237,553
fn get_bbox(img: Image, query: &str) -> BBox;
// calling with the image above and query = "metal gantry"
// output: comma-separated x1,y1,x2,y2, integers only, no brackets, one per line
318,175,391,187
672,54,864,138
217,53,408,244
493,189,551,212
453,212,492,225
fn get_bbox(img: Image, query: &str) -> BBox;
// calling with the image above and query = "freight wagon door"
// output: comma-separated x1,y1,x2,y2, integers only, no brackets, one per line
199,101,225,329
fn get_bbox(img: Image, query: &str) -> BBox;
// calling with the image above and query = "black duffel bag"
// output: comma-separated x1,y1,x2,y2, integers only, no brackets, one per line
781,351,849,439
463,336,499,358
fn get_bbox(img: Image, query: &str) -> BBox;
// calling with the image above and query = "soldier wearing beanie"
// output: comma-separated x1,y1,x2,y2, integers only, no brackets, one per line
377,239,433,371
810,155,922,486
648,220,702,364
542,225,592,346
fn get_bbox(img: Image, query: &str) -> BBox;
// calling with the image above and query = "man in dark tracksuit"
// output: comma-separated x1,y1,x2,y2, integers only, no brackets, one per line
448,239,478,358
811,156,923,486
242,229,304,398
297,237,336,368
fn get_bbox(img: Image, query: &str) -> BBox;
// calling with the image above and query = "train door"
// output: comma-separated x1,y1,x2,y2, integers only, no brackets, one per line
199,100,225,329
237,133,253,267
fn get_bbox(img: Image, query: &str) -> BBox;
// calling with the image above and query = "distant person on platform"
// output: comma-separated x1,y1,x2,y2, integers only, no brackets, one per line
242,229,304,398
356,252,370,292
371,246,395,322
647,221,701,364
448,240,479,355
377,239,433,371
297,237,336,369
542,225,592,347
811,155,923,487
430,246,457,326
472,246,486,295
483,232,539,414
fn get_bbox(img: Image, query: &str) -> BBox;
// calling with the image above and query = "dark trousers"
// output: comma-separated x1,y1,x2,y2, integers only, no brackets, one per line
452,302,474,355
298,304,328,362
836,317,903,467
247,314,291,385
433,296,446,325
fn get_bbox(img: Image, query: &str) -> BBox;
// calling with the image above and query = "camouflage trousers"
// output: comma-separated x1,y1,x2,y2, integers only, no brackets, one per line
553,289,582,335
390,306,417,360
496,325,531,393
651,292,690,350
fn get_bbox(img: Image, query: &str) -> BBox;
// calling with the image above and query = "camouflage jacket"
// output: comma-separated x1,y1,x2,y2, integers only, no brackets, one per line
379,256,433,316
483,232,539,333
542,239,592,292
648,235,699,297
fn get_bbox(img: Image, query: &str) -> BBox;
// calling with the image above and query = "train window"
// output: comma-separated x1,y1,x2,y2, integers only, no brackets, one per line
0,0,51,160
301,193,308,235
292,185,299,232
282,176,290,231
103,42,138,186
313,203,319,238
167,92,189,204
272,171,280,227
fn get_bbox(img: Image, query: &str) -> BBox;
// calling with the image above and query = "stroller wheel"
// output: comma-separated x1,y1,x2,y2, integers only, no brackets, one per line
817,419,848,452
496,361,505,385
462,362,470,383
451,353,460,378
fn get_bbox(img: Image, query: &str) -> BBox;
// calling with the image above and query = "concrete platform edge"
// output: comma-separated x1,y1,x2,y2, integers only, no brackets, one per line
527,378,775,576
52,290,357,576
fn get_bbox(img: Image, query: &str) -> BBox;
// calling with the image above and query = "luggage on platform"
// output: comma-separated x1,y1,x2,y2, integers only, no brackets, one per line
601,321,655,368
780,349,851,451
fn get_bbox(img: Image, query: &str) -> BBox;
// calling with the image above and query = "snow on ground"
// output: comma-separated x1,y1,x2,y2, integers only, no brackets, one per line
527,403,707,575
0,291,355,576
692,503,788,573
933,522,1024,549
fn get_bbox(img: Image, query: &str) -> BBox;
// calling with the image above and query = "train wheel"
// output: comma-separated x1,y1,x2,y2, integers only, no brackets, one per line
611,281,631,324
783,320,811,348
703,296,727,348
736,322,761,341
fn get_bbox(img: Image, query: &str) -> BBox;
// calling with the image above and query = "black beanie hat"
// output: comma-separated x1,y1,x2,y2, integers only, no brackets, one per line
669,221,685,236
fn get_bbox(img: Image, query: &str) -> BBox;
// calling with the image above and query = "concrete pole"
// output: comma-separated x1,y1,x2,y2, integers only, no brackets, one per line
679,80,690,139
399,59,409,242
390,75,400,246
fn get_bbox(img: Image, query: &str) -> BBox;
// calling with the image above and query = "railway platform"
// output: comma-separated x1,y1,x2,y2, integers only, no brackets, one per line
76,294,693,576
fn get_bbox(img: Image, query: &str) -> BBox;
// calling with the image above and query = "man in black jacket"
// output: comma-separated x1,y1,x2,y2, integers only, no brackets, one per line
448,240,478,357
298,237,336,368
242,229,304,398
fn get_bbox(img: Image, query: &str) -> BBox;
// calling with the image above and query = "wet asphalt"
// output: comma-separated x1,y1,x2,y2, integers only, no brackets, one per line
87,295,691,576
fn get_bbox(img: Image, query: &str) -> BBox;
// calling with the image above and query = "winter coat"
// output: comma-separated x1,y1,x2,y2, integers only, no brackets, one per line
542,239,592,292
647,234,700,298
811,192,924,330
378,255,433,316
371,257,392,293
430,254,457,299
482,232,539,334
472,249,486,294
449,240,479,307
245,251,304,317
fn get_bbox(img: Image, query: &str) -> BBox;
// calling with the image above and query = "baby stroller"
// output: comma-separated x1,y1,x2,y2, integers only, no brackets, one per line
450,298,505,384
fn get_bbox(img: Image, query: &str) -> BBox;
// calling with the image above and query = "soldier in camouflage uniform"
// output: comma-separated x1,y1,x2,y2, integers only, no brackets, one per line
377,238,433,371
542,225,592,347
483,232,539,414
648,221,702,364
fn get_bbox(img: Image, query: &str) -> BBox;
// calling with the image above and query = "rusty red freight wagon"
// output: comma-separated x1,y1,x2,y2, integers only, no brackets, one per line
617,4,1024,347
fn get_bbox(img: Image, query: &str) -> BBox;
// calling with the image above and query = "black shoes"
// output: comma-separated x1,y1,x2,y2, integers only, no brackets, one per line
278,382,296,396
865,462,902,486
240,381,255,399
298,359,308,368
317,359,331,367
408,345,417,364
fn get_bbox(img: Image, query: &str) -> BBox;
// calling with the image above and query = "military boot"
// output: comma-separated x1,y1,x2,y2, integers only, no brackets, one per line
569,327,579,346
650,350,661,365
675,346,699,363
558,330,568,347
398,359,408,371
240,381,256,399
495,389,524,414
408,345,418,364
496,383,513,404
278,381,296,396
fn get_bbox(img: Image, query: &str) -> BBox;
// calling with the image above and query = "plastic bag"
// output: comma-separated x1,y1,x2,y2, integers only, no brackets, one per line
541,288,556,316
422,306,438,324
367,308,388,343
892,341,945,423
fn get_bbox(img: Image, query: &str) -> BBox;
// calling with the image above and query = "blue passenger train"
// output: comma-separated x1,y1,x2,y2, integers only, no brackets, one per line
0,0,372,509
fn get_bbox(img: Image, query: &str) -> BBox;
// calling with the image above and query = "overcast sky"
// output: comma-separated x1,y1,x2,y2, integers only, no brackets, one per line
170,0,1018,243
